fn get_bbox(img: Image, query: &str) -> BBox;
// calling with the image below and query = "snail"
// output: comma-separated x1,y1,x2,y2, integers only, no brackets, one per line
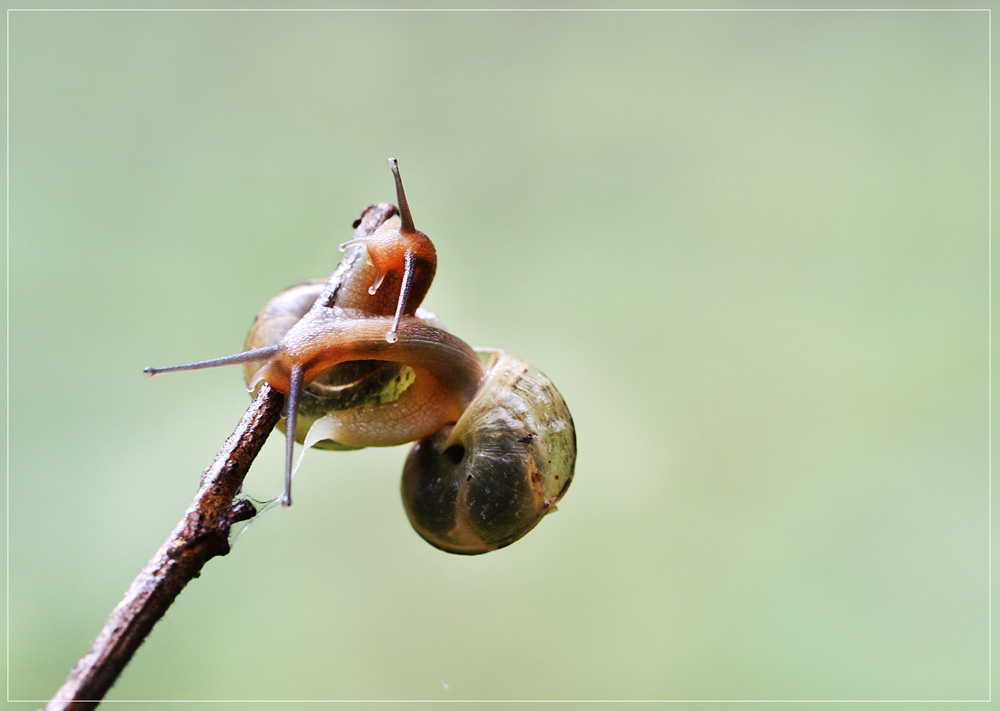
145,159,575,554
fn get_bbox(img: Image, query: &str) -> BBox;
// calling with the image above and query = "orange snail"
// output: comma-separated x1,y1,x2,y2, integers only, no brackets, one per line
145,159,575,554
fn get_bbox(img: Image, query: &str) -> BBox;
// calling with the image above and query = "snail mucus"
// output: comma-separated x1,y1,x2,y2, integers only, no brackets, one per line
145,159,576,554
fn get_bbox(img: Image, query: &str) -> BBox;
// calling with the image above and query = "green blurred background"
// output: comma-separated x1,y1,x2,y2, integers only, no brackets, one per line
5,4,990,705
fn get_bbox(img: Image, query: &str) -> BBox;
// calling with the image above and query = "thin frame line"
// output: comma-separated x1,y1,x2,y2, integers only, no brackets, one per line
5,6,9,707
1,6,996,11
3,5,992,705
988,6,993,705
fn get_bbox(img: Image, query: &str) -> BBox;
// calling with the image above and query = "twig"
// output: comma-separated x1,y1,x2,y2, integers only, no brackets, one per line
45,203,397,711
45,385,284,711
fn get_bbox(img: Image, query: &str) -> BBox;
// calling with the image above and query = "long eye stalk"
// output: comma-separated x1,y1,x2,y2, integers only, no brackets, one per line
388,157,415,234
143,345,285,378
386,251,416,344
283,366,304,507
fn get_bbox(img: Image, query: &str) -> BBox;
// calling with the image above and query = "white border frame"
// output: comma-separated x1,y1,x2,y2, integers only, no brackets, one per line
4,6,992,705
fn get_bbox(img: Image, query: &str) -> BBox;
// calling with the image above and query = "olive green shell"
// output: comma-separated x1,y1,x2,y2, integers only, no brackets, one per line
401,352,576,555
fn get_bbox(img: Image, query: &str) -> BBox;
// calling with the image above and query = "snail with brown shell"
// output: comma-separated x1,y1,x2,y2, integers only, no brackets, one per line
145,159,575,555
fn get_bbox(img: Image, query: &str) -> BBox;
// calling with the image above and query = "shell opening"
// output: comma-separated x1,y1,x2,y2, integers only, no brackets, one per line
442,444,465,465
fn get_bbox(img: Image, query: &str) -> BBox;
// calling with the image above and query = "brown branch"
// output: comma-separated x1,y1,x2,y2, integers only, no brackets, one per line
46,384,285,711
45,203,397,711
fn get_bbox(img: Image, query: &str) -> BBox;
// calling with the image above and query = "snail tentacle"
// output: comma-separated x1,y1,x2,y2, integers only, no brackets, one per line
144,344,285,378
386,251,416,344
283,365,304,507
388,158,415,233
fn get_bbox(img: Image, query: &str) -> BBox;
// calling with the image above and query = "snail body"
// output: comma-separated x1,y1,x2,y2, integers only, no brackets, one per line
145,159,575,554
249,312,485,449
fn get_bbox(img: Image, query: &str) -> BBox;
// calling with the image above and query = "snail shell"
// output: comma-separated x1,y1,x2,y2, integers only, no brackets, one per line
401,351,575,555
